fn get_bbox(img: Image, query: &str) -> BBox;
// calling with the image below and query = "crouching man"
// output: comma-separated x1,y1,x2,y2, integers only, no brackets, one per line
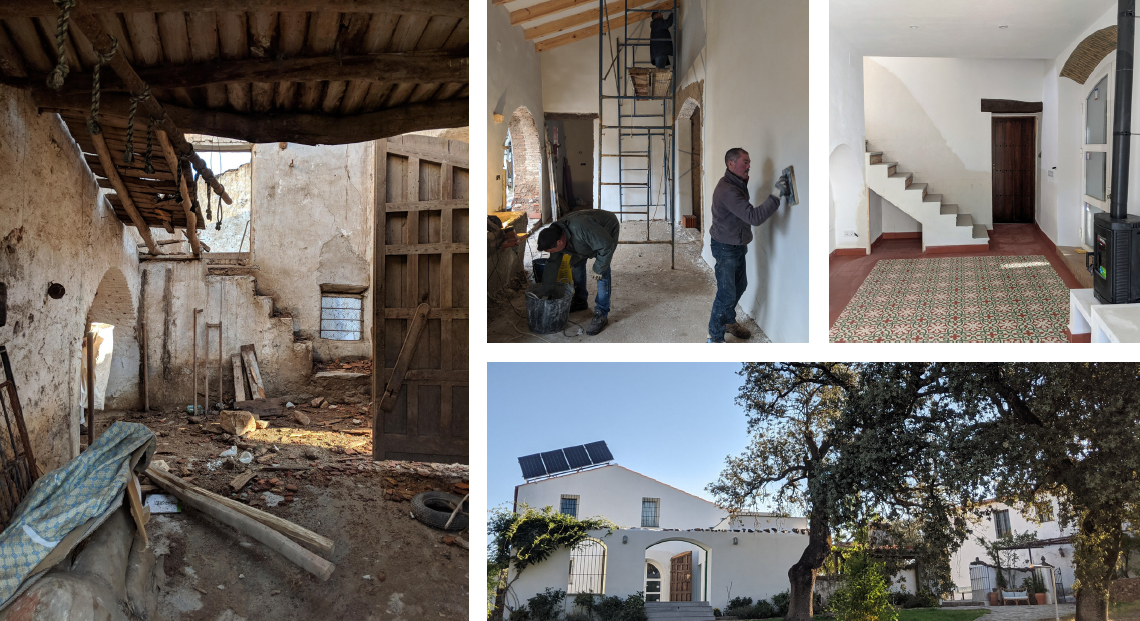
707,148,791,343
536,209,620,336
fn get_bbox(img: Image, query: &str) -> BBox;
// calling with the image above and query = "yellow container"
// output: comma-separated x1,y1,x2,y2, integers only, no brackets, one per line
556,255,572,283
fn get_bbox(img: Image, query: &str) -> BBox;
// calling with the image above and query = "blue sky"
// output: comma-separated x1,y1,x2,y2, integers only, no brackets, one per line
487,362,760,512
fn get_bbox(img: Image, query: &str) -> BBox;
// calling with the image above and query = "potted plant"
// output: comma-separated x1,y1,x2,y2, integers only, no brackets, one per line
1022,574,1047,605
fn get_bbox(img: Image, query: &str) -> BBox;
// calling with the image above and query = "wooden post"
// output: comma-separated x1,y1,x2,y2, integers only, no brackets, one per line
90,132,160,254
139,268,148,413
86,329,95,448
370,138,387,460
156,130,201,256
192,309,200,417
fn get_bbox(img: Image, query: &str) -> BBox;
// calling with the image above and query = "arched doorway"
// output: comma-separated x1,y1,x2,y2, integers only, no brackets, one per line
645,537,711,602
568,537,608,596
676,96,703,234
506,107,543,220
83,268,138,416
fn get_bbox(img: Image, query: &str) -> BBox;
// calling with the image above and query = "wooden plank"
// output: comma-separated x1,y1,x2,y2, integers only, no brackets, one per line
91,132,160,253
384,141,470,166
370,138,387,460
509,0,594,25
535,0,671,52
239,345,266,399
231,354,247,402
383,242,466,255
379,303,430,413
155,130,201,255
525,0,658,40
2,0,467,18
229,470,255,491
126,474,150,549
383,199,468,212
406,156,420,307
383,307,466,320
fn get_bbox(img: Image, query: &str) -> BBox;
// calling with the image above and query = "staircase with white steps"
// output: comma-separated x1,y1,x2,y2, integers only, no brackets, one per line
644,601,716,621
864,144,990,251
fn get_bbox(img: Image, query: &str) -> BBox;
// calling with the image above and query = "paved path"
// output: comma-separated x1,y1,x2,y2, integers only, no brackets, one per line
942,604,1075,621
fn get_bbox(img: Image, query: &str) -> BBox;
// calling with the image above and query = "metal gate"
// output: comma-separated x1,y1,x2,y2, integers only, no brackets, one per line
569,539,607,595
969,564,993,601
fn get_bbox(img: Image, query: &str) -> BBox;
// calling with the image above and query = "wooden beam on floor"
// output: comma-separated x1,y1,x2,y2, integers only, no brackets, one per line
8,53,468,95
69,4,233,205
37,91,470,146
535,0,671,52
90,132,160,254
0,0,467,18
525,0,658,40
155,130,201,256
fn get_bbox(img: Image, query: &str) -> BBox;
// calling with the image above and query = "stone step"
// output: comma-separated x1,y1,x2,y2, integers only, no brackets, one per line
973,224,990,239
956,213,974,227
923,193,942,203
940,204,959,215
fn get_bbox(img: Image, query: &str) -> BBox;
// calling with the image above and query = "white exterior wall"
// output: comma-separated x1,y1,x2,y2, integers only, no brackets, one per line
721,514,809,531
515,465,725,529
507,529,809,614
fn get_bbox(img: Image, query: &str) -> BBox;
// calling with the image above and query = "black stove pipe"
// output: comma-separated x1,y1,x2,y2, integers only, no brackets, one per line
1111,0,1136,220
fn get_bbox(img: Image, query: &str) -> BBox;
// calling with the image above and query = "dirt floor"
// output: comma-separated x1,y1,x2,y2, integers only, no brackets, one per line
95,390,468,620
487,220,769,343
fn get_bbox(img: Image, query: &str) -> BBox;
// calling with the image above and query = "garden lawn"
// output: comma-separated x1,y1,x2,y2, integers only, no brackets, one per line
897,609,992,621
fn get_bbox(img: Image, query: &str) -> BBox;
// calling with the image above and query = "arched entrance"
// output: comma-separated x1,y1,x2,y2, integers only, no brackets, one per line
676,96,703,234
83,268,138,414
506,106,543,219
645,537,711,602
568,537,608,596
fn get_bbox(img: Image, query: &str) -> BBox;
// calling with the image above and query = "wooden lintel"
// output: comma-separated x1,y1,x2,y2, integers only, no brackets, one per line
36,91,470,146
90,132,159,254
11,53,468,96
981,99,1044,114
0,0,467,18
155,130,201,256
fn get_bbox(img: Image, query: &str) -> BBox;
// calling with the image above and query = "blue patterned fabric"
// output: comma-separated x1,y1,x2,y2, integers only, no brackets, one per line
0,421,154,606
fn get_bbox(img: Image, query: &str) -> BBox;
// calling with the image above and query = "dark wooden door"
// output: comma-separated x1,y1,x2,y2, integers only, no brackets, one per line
670,551,692,602
690,107,703,229
992,117,1036,223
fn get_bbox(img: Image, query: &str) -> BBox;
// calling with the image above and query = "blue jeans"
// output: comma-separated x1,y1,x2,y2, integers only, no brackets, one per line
708,239,747,341
572,261,612,317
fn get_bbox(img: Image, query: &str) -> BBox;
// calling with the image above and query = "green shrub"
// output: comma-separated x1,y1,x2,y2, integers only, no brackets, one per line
771,590,791,617
828,551,898,621
527,588,566,621
713,608,722,618
753,598,779,618
592,592,647,621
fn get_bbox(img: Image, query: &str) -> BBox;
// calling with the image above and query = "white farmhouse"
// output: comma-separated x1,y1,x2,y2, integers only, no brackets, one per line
506,442,810,618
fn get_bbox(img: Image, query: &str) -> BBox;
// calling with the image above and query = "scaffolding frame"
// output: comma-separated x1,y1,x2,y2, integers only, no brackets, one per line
597,0,678,268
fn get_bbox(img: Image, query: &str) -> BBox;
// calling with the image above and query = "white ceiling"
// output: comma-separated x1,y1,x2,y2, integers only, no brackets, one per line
832,0,1116,59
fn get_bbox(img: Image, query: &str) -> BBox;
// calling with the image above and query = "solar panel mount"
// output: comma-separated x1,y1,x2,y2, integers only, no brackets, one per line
517,441,615,479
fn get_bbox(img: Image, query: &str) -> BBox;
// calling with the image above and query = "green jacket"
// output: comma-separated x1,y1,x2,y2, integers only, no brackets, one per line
539,209,620,295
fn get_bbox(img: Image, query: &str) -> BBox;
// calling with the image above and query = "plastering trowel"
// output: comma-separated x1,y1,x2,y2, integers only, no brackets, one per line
781,165,799,207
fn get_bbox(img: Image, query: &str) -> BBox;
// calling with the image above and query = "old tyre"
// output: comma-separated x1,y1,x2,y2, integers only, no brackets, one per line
411,492,468,531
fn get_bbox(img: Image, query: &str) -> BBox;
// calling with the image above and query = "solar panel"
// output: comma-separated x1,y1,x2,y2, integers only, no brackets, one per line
541,449,571,474
564,445,591,469
519,453,547,479
584,441,613,463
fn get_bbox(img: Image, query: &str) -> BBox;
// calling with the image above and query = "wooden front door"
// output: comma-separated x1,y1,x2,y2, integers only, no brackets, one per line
371,135,469,464
670,551,693,602
992,116,1036,223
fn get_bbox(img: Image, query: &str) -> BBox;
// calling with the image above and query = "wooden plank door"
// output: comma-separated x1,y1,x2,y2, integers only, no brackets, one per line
670,551,692,602
992,117,1036,223
371,135,469,464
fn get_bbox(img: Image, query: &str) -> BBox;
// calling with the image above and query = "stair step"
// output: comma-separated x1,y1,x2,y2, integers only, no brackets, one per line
940,204,959,215
909,183,928,194
867,151,883,156
956,213,973,227
973,224,990,239
923,193,942,203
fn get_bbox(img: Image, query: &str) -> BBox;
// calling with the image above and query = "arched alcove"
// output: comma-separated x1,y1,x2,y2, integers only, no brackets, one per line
84,268,138,411
644,536,713,603
506,106,543,218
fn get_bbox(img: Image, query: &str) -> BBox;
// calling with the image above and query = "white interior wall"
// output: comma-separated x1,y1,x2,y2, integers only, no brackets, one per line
864,57,1047,228
703,0,809,343
830,27,868,253
490,2,548,217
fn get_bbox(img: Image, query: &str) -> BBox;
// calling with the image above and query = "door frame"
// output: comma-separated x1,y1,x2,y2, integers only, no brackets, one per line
1083,57,1115,215
990,113,1040,224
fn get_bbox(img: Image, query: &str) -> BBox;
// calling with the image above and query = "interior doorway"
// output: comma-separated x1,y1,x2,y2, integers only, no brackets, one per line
689,107,703,230
991,116,1037,223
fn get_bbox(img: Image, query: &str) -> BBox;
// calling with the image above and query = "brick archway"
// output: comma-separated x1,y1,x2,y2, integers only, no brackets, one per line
1061,26,1117,85
87,267,135,327
507,106,543,217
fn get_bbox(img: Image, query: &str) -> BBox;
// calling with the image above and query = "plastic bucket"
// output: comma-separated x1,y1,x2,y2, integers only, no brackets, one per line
532,258,548,282
525,282,573,334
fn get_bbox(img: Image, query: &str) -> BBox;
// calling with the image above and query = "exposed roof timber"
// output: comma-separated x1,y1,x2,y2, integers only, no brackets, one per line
3,53,469,94
36,91,470,145
511,0,594,26
525,0,658,41
0,0,467,18
90,131,161,253
492,0,517,5
156,130,201,256
536,0,670,52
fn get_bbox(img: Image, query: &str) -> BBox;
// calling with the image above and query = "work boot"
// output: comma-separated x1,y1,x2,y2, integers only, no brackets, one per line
569,298,589,313
586,312,609,336
725,323,752,340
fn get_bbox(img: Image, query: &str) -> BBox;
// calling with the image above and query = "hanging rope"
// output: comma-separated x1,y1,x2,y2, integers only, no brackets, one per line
46,0,77,90
123,86,150,164
143,118,156,174
87,36,118,136
205,172,213,221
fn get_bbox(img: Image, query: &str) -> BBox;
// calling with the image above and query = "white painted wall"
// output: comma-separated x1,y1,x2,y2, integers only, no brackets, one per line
864,57,1046,229
507,528,809,614
703,0,809,343
490,1,549,217
830,27,869,254
514,465,725,529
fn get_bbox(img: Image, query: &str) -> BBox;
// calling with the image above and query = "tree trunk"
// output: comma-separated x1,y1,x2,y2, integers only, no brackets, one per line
1074,510,1123,621
786,510,832,621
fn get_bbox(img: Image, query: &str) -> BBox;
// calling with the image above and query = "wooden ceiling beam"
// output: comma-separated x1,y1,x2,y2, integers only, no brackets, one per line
535,0,670,52
4,53,468,95
510,0,594,26
525,0,658,41
90,132,161,254
36,91,470,145
0,0,467,18
156,129,201,256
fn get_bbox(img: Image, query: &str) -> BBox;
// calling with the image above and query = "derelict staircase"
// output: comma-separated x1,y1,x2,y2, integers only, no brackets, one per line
864,142,990,251
597,0,677,268
644,601,716,621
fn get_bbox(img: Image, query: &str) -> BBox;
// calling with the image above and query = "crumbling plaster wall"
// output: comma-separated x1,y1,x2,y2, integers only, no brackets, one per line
0,85,141,468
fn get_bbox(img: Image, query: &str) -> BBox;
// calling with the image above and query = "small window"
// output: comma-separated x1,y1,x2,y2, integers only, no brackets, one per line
994,509,1012,538
1034,501,1054,523
320,294,363,340
641,498,660,528
561,495,579,518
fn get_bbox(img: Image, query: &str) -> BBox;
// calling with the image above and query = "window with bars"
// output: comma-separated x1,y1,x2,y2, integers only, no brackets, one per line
994,509,1012,538
560,495,579,518
641,498,660,528
567,539,606,595
320,294,363,340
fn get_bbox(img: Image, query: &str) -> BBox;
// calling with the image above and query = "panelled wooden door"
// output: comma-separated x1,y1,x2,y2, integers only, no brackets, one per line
371,135,469,463
670,551,693,602
992,117,1036,223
